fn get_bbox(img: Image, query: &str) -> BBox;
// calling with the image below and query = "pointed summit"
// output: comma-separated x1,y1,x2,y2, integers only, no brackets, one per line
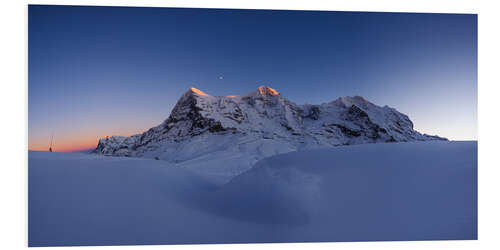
257,86,280,96
189,87,210,97
336,96,373,109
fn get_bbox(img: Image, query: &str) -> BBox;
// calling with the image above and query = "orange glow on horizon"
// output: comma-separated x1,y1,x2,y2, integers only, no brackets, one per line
28,128,145,153
29,142,97,153
29,135,99,152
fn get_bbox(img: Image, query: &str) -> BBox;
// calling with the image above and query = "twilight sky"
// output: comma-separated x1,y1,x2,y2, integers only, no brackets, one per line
28,5,477,152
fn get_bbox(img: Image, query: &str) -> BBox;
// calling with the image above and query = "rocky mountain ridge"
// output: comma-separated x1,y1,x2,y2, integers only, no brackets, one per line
94,86,445,184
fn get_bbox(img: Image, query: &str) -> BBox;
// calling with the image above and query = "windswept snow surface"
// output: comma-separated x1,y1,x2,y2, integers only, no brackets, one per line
29,141,476,246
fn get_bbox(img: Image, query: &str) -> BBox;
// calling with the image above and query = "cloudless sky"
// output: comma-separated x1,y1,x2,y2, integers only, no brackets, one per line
28,5,477,152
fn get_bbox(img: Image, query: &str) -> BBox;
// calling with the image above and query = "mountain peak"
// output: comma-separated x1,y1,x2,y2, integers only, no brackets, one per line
189,87,210,97
340,96,367,102
257,86,280,96
95,86,446,184
335,95,373,108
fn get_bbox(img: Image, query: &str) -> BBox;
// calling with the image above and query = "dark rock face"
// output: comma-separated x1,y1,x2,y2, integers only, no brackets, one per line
208,122,227,133
167,92,217,136
346,105,369,119
319,105,391,143
305,106,321,120
330,124,362,137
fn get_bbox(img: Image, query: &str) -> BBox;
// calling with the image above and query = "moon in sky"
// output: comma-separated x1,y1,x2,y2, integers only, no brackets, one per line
218,76,223,80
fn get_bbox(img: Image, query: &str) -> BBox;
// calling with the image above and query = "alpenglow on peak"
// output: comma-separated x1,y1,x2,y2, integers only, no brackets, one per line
257,86,280,96
189,87,210,97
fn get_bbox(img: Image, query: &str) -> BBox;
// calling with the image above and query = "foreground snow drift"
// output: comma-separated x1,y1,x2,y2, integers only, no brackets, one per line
209,141,477,241
29,141,476,246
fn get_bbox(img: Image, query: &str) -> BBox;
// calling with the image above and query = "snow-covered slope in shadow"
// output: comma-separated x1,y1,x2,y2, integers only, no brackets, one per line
210,141,477,241
29,141,476,246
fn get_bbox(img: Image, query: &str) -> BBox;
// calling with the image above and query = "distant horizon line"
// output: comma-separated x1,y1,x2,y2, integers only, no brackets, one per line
28,139,480,154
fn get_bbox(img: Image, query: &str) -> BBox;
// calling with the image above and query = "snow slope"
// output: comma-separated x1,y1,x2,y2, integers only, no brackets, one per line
94,86,445,184
29,141,476,246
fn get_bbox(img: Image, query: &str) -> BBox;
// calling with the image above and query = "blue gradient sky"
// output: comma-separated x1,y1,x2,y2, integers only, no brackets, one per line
28,5,477,151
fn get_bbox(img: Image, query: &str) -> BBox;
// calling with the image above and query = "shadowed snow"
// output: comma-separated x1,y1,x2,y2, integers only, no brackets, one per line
29,141,476,246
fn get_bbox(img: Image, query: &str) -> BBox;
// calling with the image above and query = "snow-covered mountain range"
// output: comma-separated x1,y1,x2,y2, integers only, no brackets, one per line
94,86,445,183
